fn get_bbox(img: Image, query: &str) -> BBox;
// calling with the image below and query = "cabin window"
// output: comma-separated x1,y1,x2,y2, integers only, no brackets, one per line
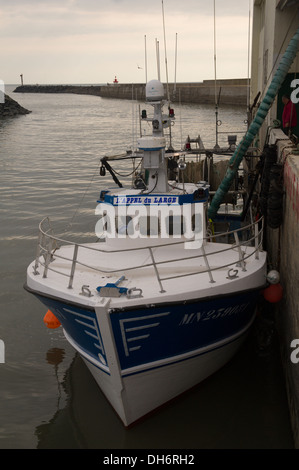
192,213,203,234
166,215,185,236
115,216,133,236
95,214,115,239
138,216,160,237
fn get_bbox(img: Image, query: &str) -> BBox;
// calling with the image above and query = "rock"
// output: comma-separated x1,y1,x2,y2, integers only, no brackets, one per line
0,94,31,118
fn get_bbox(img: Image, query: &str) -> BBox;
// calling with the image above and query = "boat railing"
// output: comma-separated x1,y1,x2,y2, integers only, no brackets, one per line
33,216,264,294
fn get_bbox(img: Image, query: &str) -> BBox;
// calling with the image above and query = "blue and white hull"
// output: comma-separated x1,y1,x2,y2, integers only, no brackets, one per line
26,278,264,426
25,78,268,426
25,184,267,426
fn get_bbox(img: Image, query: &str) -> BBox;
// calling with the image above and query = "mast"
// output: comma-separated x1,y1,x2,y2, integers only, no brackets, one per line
138,80,174,193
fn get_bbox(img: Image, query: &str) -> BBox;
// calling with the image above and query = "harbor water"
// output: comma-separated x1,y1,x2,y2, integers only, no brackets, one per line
0,86,294,449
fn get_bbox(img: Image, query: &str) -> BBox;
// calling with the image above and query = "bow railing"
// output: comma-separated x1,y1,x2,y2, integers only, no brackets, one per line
33,216,264,294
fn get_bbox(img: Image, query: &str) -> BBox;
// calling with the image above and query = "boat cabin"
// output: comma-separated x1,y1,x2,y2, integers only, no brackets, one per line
95,182,209,249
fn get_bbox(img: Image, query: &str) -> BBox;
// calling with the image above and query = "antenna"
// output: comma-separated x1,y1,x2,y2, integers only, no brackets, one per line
213,0,217,107
247,0,251,125
161,0,170,102
144,34,148,83
156,38,161,81
174,33,178,99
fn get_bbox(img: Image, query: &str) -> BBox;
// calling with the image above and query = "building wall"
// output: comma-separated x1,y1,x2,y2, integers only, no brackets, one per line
251,0,299,146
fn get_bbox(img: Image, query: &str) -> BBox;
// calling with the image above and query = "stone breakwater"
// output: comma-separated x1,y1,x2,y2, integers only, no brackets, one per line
14,84,102,97
14,79,249,106
0,94,31,118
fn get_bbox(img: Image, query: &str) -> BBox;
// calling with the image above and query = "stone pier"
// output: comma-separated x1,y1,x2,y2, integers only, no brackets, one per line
14,78,249,106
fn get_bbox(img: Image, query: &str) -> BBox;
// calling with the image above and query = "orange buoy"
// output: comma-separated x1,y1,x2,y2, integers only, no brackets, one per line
43,310,61,329
263,283,283,303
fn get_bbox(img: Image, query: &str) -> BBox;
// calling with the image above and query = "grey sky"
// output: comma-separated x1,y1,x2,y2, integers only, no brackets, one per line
1,0,253,84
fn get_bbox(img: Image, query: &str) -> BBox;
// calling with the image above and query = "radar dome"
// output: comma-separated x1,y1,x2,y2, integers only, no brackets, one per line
146,80,164,101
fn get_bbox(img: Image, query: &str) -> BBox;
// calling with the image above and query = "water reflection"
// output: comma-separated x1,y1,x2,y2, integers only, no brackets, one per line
35,324,294,449
35,348,82,449
46,348,66,409
35,349,123,449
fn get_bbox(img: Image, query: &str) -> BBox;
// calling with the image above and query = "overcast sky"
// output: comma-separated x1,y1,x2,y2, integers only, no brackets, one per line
1,0,253,85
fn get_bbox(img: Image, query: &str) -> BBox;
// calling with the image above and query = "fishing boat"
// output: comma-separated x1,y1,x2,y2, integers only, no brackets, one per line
24,78,268,426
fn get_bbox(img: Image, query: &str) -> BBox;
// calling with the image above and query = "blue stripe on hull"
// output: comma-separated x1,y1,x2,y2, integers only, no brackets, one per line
36,296,108,367
110,291,260,370
34,290,260,374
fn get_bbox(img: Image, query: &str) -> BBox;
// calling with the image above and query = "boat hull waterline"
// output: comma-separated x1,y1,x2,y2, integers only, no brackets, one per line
25,283,263,426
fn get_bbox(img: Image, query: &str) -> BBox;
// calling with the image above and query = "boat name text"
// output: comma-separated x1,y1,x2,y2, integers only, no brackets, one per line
179,303,250,325
113,196,179,205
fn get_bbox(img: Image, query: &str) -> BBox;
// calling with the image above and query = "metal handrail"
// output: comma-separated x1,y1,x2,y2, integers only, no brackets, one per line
33,216,264,292
37,216,262,250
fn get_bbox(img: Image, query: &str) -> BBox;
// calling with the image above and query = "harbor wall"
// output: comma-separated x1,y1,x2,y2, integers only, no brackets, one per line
99,79,248,106
267,129,299,448
280,153,299,448
14,79,249,106
251,0,299,447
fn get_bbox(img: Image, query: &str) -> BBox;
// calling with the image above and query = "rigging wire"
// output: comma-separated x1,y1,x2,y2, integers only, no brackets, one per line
109,158,143,178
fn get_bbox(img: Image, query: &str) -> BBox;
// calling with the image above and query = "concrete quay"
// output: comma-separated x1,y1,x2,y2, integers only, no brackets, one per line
14,78,249,106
